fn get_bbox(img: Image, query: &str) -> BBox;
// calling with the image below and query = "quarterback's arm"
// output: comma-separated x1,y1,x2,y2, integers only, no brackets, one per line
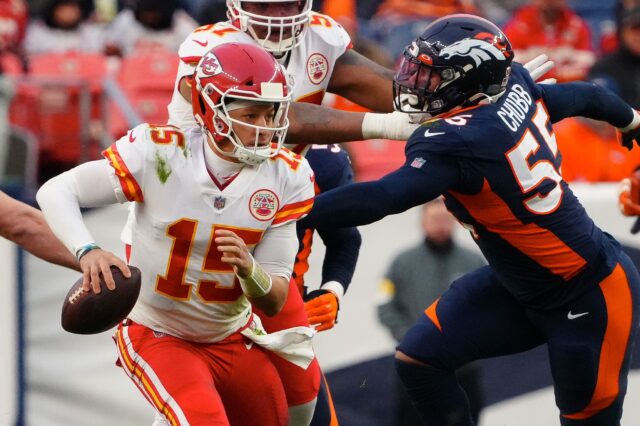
36,160,131,293
299,154,460,229
0,192,79,271
229,221,299,316
36,161,120,254
328,49,395,112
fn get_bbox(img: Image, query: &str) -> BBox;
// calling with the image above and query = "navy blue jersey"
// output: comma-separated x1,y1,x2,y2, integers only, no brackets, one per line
293,144,360,293
301,64,636,309
406,65,619,308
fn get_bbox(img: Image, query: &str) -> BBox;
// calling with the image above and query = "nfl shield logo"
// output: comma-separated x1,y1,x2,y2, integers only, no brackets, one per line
410,157,426,169
214,196,226,210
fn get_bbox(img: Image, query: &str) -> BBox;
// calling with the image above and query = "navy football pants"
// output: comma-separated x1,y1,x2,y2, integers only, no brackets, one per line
398,252,640,425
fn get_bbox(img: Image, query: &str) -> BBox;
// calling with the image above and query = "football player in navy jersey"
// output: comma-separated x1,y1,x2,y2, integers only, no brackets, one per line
299,14,640,426
298,144,361,330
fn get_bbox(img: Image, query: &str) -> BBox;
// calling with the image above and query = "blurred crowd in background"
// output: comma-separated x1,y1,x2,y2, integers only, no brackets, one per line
0,0,639,194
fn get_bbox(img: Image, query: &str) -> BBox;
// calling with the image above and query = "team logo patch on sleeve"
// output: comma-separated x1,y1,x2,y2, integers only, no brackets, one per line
249,189,280,221
307,53,329,85
411,157,426,169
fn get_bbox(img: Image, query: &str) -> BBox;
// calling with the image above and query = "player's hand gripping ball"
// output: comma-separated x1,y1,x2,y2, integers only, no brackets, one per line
61,265,141,334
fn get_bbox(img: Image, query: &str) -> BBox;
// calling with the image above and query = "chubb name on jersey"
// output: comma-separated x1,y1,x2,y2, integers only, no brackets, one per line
497,84,533,132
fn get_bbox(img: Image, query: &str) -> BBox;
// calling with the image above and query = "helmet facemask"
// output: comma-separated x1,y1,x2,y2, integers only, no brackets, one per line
393,46,464,116
195,81,290,166
227,0,312,55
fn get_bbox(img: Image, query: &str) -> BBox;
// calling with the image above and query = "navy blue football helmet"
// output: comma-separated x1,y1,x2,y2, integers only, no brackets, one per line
393,14,514,116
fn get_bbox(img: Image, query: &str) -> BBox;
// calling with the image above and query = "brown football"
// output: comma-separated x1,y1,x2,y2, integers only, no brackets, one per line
61,265,141,334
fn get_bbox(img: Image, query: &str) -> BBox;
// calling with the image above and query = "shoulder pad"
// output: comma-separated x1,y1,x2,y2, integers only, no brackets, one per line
131,124,188,160
179,22,249,65
307,12,352,50
270,146,307,171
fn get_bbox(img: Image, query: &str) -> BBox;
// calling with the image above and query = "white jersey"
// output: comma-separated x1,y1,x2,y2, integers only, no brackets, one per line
103,124,315,343
167,12,352,129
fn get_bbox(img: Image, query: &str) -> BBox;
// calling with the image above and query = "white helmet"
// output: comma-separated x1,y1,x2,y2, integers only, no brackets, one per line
226,0,312,54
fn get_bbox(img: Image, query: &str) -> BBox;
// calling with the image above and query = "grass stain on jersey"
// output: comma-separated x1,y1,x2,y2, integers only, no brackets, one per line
154,151,172,183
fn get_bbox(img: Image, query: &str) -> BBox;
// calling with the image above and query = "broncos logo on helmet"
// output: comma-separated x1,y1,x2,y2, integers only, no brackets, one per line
440,38,507,67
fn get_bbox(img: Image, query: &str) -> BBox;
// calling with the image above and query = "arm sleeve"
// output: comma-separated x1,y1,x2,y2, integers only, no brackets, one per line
311,145,361,292
315,225,361,292
36,160,120,254
101,126,148,202
299,153,460,229
253,221,299,280
540,81,636,127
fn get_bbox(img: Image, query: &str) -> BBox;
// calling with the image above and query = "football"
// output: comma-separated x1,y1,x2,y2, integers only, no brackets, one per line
61,265,142,334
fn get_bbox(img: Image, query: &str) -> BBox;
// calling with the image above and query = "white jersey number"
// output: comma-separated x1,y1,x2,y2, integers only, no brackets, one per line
505,101,563,215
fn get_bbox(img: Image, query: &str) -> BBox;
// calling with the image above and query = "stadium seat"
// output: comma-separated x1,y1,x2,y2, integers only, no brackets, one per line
348,138,406,182
110,48,178,138
8,53,110,180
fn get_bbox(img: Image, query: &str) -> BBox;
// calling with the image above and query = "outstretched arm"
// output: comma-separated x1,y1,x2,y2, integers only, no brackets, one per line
286,102,418,144
328,49,395,112
299,154,460,229
541,82,636,128
0,192,80,271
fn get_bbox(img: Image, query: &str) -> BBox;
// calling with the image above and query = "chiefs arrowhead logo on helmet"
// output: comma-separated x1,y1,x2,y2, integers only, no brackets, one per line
199,52,223,76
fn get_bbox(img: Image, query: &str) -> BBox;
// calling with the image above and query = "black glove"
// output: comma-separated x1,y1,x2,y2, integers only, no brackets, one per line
621,125,640,151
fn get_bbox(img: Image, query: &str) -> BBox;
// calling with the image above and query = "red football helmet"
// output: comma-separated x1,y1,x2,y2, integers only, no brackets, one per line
191,43,291,165
0,0,27,51
226,0,312,54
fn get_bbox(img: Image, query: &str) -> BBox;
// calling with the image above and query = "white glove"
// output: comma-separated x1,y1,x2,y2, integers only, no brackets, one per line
523,54,556,84
362,110,421,140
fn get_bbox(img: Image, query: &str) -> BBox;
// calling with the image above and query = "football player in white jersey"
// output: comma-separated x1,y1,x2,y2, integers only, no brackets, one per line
36,43,317,426
168,1,414,145
165,3,378,424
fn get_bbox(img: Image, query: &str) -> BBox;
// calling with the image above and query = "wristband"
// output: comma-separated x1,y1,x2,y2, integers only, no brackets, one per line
75,243,100,261
238,255,273,298
620,109,640,133
320,281,345,304
362,111,420,140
